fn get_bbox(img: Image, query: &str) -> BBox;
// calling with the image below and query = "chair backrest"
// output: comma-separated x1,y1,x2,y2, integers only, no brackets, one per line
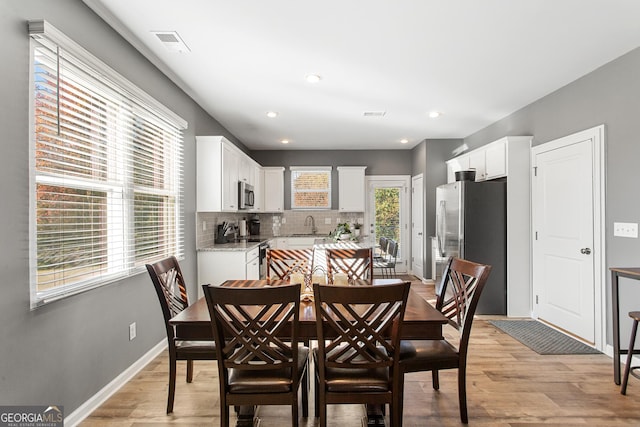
378,236,389,255
435,257,492,356
313,281,411,371
202,283,302,380
146,256,189,341
386,239,398,264
266,248,314,281
326,247,373,284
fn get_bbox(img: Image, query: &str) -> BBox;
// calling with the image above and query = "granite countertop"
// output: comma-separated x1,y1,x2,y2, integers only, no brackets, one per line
197,240,265,252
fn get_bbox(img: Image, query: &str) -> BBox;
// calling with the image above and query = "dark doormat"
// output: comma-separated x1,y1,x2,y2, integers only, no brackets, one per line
489,320,601,355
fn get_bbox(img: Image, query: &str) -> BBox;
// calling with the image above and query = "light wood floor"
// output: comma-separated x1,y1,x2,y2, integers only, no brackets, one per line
81,279,640,426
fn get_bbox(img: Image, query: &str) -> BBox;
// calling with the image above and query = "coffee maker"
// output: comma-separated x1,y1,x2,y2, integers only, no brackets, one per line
248,215,260,236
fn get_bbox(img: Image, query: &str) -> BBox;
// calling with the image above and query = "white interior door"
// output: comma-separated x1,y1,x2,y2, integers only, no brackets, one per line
532,133,596,343
365,176,410,274
411,175,424,279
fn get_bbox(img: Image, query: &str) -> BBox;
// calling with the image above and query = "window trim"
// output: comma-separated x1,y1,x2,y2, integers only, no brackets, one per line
290,166,332,210
28,20,187,309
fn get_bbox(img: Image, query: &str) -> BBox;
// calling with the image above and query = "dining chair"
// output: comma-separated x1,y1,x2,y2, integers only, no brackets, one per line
312,281,411,427
374,239,398,278
266,248,314,281
395,257,491,424
146,256,217,414
202,283,309,427
374,236,389,261
325,247,373,284
620,310,640,395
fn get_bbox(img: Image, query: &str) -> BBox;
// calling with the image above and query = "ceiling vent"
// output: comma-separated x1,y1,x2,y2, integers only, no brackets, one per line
363,111,386,117
151,31,190,53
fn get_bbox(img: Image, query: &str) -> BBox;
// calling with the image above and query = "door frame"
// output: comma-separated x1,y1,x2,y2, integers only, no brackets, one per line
365,175,411,274
411,174,425,279
531,125,606,351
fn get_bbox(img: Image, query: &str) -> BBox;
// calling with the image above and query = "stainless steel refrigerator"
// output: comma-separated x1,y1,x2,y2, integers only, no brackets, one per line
435,180,506,314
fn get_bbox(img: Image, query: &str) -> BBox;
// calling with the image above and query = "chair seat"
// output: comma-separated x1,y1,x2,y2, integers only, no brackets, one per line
399,340,460,372
229,346,309,393
313,347,390,392
175,340,216,352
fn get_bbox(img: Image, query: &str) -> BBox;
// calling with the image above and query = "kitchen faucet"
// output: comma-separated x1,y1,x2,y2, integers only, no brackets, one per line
304,215,317,234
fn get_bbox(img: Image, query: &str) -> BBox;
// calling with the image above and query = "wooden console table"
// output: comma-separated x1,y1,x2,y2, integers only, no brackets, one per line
610,267,640,385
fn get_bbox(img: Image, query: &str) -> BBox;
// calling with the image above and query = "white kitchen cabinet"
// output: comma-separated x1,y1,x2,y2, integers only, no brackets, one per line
286,237,317,249
252,166,263,212
485,139,507,179
196,136,245,212
337,166,367,212
469,150,487,181
197,247,260,297
263,167,285,212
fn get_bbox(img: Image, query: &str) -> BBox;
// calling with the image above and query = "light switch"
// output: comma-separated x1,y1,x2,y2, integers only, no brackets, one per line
614,222,638,238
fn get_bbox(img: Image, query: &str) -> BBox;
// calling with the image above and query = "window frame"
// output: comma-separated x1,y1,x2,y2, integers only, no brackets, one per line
290,166,332,210
28,20,186,309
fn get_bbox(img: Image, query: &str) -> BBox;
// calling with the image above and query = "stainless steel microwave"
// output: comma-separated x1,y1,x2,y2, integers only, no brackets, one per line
238,181,254,209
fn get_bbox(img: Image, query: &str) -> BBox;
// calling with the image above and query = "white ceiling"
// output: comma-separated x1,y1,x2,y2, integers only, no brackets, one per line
83,0,640,150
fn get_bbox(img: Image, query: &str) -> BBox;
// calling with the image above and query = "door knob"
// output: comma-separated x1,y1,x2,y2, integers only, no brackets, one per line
580,248,591,255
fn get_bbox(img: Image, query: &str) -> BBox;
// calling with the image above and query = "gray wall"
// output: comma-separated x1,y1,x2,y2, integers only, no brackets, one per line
411,139,463,278
253,150,413,210
462,46,640,346
0,0,240,411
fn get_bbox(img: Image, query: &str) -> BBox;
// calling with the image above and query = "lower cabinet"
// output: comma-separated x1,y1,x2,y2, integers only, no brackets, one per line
197,247,260,297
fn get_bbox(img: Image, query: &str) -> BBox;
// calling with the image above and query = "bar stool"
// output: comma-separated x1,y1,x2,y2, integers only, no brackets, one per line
621,311,640,395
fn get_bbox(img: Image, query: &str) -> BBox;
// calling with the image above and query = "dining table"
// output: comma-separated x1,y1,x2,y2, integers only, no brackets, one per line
170,278,448,427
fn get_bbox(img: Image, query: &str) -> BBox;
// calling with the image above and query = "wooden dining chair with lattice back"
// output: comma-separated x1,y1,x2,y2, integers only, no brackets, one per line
325,247,373,284
313,281,411,427
146,256,217,414
202,283,309,427
394,257,491,425
266,248,314,281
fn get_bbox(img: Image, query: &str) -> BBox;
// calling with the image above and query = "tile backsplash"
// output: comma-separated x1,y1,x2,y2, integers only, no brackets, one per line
196,210,365,248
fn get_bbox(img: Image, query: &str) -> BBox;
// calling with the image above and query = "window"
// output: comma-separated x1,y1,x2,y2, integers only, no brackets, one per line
29,21,186,308
290,166,332,209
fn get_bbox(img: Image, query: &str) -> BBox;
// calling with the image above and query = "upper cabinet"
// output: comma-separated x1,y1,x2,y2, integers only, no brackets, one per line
446,137,510,183
197,136,259,212
263,167,285,212
338,166,367,212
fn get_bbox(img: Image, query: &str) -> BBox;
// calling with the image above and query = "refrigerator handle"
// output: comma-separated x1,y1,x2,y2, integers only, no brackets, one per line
437,200,446,257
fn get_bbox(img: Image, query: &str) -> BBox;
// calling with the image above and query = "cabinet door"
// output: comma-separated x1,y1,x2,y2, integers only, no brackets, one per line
485,140,507,179
197,251,246,297
252,166,263,212
222,144,239,211
469,150,486,181
263,168,284,212
338,167,366,212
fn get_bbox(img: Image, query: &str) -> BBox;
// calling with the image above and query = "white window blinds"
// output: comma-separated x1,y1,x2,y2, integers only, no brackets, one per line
29,20,186,308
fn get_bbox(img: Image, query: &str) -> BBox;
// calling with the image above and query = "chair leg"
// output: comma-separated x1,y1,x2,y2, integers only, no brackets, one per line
393,373,405,427
458,365,468,423
301,362,309,417
167,357,177,414
186,359,194,383
314,371,320,418
621,318,639,395
292,395,299,427
432,370,439,390
221,401,230,427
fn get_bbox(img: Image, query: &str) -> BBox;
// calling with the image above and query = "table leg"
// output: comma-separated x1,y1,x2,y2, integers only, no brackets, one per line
366,404,387,426
612,270,621,385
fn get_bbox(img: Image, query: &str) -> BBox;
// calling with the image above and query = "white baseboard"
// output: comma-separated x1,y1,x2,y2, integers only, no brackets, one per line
65,340,167,427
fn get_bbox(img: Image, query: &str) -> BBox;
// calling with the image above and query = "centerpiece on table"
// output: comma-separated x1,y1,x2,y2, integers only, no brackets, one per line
331,222,352,241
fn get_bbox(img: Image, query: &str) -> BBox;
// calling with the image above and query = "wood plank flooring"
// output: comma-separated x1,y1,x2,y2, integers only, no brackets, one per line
81,278,640,426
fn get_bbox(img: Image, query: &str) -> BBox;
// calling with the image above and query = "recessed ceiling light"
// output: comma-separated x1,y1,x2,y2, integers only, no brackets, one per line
280,139,290,144
428,111,442,118
400,139,409,144
305,74,321,83
266,111,278,118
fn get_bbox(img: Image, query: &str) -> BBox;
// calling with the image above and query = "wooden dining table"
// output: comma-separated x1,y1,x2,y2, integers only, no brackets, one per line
169,278,448,427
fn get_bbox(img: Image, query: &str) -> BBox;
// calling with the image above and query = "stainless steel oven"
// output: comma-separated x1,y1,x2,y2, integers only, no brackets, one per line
258,241,269,279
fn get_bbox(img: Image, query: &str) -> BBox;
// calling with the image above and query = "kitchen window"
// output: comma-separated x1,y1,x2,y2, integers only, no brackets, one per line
290,166,332,209
28,21,186,308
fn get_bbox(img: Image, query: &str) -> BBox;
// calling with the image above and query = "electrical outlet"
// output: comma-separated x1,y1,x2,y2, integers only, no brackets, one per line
202,221,207,231
129,322,136,341
325,218,332,225
614,222,638,238
281,217,286,224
